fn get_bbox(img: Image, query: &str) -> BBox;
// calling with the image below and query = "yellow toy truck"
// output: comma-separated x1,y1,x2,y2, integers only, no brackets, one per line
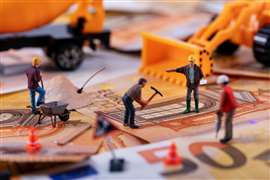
0,0,110,70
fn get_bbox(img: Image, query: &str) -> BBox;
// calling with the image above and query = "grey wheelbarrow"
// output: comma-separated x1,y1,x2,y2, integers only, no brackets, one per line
38,101,70,127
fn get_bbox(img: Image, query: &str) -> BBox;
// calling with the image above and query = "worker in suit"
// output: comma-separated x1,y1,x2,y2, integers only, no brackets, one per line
166,55,204,113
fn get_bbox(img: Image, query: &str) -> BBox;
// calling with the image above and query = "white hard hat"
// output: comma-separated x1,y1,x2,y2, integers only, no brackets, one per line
217,75,229,84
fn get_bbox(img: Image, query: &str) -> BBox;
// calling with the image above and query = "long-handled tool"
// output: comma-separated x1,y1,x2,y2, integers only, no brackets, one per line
141,86,163,109
215,111,223,138
106,136,125,172
77,67,105,94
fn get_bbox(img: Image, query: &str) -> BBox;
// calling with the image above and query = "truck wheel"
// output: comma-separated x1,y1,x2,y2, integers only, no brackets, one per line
216,40,239,55
53,43,84,70
253,24,270,67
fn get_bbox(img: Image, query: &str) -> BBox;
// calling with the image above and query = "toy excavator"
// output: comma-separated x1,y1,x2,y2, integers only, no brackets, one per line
140,0,270,85
0,0,110,70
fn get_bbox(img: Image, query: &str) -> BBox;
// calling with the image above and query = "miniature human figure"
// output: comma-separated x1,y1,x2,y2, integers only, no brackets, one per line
26,57,46,114
216,75,237,144
122,78,148,129
166,55,204,113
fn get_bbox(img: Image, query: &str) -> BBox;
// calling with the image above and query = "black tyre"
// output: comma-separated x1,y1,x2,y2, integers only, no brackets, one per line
216,40,239,55
58,109,70,122
253,24,270,67
53,43,84,71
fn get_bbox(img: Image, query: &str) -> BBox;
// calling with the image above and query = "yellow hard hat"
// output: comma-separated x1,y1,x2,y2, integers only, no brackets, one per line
188,55,196,62
32,56,41,66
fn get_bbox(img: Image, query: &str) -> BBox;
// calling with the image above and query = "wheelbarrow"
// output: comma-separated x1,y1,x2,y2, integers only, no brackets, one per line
38,101,70,127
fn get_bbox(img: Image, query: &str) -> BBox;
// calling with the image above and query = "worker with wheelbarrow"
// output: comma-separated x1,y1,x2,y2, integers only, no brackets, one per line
26,57,46,114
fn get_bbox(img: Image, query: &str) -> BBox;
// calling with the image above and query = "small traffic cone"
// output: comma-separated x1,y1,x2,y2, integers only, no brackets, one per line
26,127,41,153
164,143,182,166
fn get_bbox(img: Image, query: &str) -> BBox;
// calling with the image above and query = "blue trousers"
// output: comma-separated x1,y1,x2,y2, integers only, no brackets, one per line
122,95,135,125
29,86,46,112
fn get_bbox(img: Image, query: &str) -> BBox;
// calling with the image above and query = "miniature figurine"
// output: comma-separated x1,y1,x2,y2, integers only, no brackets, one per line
26,127,41,153
166,55,204,113
94,112,125,172
26,56,46,114
122,78,148,129
216,75,237,144
164,143,182,166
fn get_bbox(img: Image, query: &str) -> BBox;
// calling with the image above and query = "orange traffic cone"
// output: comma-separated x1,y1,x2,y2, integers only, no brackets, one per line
164,143,182,166
26,127,41,153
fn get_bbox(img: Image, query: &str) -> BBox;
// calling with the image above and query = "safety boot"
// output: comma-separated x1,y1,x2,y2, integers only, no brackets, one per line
183,99,191,114
195,98,199,113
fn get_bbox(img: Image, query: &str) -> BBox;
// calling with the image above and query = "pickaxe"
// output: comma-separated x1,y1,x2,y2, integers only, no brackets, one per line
141,86,163,109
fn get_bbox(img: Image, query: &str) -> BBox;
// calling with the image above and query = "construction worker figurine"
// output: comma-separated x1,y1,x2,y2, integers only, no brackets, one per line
166,55,204,113
216,75,237,144
122,78,148,129
26,57,46,114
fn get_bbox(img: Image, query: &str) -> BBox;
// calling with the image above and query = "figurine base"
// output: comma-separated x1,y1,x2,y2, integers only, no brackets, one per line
109,158,125,172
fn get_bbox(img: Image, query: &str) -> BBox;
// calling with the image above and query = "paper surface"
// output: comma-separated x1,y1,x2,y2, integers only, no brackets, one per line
213,47,270,79
110,13,210,52
0,49,140,94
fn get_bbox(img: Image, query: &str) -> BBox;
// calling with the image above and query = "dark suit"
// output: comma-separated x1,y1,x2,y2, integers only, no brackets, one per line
175,64,204,112
175,64,204,88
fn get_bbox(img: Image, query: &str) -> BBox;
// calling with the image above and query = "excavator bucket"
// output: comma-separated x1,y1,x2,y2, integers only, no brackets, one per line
140,33,213,85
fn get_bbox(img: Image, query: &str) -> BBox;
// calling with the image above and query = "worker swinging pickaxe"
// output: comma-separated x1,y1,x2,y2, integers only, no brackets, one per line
141,86,163,109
